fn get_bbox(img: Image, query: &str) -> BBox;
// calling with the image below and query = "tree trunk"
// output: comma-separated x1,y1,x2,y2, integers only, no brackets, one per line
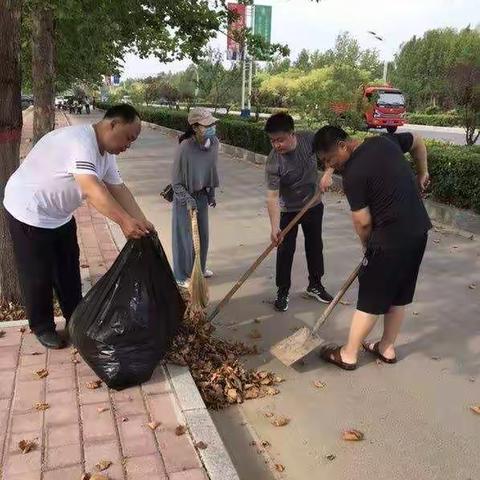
32,4,55,144
0,0,23,304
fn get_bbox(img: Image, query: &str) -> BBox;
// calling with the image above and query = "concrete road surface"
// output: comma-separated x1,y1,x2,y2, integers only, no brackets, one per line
71,112,480,480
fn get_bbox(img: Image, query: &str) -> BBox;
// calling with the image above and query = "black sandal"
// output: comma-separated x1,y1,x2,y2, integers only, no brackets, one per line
362,341,397,364
320,344,357,371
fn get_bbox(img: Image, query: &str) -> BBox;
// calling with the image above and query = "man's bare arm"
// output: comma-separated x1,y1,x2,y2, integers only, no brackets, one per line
74,175,150,239
267,189,282,246
409,133,429,191
351,207,373,249
105,182,148,222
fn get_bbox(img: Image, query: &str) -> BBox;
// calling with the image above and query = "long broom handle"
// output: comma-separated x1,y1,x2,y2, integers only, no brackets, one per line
208,192,322,322
310,261,362,336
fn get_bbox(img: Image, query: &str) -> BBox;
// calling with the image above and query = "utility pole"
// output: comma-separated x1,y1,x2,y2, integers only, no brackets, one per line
368,30,388,83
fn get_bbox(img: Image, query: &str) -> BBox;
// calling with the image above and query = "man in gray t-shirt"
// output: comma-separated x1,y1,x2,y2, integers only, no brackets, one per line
265,113,333,311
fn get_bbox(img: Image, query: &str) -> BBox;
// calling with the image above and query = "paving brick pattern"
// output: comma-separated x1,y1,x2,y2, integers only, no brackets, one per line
0,112,208,480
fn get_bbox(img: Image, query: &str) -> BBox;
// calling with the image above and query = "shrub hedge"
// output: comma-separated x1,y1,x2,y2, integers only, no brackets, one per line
407,113,462,127
98,102,480,213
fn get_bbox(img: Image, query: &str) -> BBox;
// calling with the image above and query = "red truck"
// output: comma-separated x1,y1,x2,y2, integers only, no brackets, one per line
363,84,406,133
332,84,407,133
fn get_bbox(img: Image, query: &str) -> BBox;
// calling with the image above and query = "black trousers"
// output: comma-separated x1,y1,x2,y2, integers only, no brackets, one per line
276,202,325,292
7,212,82,335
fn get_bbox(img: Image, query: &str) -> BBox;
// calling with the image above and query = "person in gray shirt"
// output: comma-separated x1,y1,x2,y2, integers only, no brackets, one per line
265,113,334,311
171,108,219,287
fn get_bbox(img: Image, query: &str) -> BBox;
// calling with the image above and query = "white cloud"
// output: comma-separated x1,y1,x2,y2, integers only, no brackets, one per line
122,0,476,79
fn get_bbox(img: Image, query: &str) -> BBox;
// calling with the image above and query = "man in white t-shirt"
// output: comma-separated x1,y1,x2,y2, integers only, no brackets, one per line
4,104,154,349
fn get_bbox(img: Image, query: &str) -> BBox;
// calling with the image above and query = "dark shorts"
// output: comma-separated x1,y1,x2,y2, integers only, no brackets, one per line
357,234,428,315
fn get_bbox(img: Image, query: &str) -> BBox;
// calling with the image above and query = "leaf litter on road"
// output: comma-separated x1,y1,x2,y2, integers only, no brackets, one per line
35,402,49,411
470,405,480,415
271,415,290,427
342,429,364,441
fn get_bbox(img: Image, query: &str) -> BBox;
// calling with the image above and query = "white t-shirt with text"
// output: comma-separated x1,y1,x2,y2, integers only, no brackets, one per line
4,124,123,229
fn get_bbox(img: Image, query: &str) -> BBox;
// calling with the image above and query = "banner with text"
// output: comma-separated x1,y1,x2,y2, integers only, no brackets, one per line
227,3,246,61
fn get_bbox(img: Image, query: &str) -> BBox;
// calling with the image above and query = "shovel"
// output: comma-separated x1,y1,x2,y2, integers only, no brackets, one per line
270,261,362,367
208,192,322,322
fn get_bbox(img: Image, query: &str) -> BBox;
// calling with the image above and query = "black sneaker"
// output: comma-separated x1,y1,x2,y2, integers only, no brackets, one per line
274,289,289,312
305,284,333,304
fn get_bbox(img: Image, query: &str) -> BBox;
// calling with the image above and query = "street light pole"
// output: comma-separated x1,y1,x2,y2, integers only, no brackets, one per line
368,31,388,83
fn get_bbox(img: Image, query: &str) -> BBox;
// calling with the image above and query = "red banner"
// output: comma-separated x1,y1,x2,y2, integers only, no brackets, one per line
227,3,246,61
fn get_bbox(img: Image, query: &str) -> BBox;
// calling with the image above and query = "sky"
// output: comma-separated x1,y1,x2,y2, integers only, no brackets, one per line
121,0,478,80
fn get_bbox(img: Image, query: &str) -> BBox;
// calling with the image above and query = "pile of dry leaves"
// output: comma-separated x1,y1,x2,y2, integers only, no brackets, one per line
166,305,283,410
0,300,62,322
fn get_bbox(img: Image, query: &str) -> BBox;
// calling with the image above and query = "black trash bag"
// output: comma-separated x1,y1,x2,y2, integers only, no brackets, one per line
69,234,185,390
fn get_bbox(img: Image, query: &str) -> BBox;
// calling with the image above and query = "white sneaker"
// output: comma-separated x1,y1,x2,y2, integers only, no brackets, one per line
176,280,190,289
204,269,214,278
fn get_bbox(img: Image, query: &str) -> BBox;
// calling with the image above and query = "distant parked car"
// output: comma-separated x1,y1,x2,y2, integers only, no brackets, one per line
21,95,34,110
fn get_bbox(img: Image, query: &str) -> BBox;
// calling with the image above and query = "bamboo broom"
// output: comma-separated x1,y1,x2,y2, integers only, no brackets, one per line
188,209,209,314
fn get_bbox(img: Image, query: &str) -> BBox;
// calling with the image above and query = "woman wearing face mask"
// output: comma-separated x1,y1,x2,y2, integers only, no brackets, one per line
171,107,220,288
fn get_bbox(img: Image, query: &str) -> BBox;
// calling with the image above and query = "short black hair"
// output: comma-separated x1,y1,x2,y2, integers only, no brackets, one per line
312,125,349,153
104,104,140,123
265,112,295,134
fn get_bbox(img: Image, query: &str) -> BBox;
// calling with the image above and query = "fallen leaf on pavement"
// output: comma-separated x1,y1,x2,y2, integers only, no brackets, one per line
376,359,383,366
244,387,260,399
81,474,91,480
18,439,36,453
121,417,129,422
326,454,336,461
35,368,49,379
431,356,441,361
35,402,49,411
271,416,290,427
275,464,285,472
468,283,477,290
263,386,280,396
86,380,102,389
175,425,187,436
261,440,271,448
342,429,364,441
274,375,285,383
470,405,480,415
433,239,440,244
90,474,109,480
95,460,112,471
97,407,109,414
72,358,80,364
147,421,160,430
452,245,458,249
0,330,6,338
248,329,262,340
195,441,208,449
313,380,326,389
249,441,256,446
19,326,26,333
253,318,261,324
339,300,351,306
413,311,420,316
71,348,78,354
29,352,42,356
80,264,89,268
264,411,274,418
469,378,476,383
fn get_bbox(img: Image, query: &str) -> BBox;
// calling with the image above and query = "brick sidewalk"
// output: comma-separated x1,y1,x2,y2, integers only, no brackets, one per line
0,111,208,480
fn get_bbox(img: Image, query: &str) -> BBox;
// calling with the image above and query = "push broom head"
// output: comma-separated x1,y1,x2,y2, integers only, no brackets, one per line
189,209,209,315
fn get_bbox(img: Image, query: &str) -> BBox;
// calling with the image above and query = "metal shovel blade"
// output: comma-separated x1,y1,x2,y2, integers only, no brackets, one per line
270,327,325,367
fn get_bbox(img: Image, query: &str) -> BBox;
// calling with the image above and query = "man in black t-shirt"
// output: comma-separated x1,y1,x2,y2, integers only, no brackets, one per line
312,126,431,370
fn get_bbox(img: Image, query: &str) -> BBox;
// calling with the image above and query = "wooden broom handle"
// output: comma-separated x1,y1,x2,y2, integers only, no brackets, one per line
190,209,201,258
208,192,322,322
